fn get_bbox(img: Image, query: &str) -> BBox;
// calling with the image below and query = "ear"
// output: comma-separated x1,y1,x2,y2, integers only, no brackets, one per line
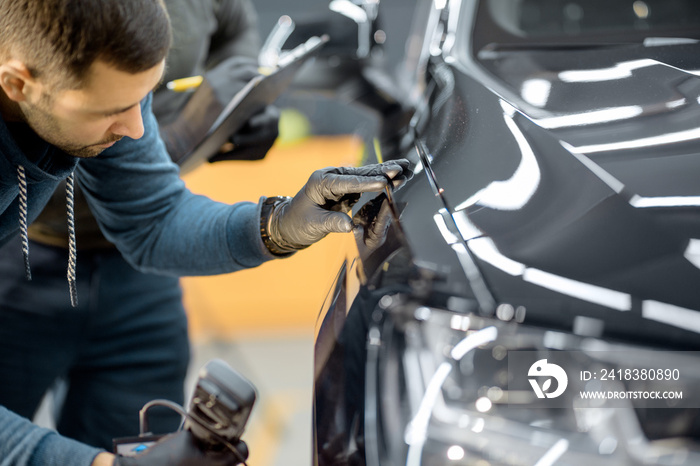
0,59,36,103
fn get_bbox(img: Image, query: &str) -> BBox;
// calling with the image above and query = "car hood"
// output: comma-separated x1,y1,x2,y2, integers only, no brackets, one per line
382,43,700,347
478,42,700,200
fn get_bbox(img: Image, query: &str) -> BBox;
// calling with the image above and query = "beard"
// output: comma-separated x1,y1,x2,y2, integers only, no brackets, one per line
20,97,122,158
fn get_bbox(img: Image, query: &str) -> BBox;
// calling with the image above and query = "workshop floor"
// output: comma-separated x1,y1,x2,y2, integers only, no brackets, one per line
187,335,314,466
35,334,315,465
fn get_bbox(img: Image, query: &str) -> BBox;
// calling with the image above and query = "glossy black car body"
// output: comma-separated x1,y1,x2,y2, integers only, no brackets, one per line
308,1,700,464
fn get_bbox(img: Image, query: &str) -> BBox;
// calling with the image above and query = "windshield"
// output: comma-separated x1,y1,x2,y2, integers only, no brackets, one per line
473,0,700,52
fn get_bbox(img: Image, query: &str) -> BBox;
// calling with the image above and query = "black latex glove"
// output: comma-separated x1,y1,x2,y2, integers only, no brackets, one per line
205,56,259,104
203,56,279,162
266,159,412,252
113,430,248,466
353,193,393,252
209,105,280,162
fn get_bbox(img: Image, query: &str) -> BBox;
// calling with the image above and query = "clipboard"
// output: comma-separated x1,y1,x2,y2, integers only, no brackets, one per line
162,35,329,174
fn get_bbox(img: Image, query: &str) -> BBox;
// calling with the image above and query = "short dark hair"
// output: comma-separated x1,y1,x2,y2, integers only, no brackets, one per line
0,0,172,88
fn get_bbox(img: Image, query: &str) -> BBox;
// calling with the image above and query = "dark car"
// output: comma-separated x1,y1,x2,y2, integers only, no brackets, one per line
286,0,700,464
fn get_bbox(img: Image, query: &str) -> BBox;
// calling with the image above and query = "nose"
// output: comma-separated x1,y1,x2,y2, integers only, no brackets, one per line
109,104,145,140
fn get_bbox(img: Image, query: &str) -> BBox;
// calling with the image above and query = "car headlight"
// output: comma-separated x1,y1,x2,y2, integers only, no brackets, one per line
365,294,700,465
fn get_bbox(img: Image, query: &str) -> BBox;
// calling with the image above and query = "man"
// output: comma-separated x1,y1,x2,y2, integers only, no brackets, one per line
0,0,410,464
0,0,278,453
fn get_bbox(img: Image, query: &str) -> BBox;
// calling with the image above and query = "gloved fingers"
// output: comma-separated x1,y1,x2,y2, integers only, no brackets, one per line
329,159,409,180
317,210,354,234
248,105,281,128
230,105,280,147
270,204,353,250
322,192,361,213
208,136,274,162
204,56,261,104
210,106,280,162
265,159,412,254
386,159,414,189
309,159,413,203
228,128,278,152
308,171,388,205
375,158,413,189
368,196,393,236
353,195,392,250
380,159,409,178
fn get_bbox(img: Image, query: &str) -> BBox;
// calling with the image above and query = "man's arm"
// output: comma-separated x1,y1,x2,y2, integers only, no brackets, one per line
0,405,104,466
77,93,275,276
78,93,411,278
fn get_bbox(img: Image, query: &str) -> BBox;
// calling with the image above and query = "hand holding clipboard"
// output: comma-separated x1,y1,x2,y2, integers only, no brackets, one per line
160,35,329,174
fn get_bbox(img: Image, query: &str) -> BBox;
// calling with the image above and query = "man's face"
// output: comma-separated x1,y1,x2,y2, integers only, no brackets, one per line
20,59,165,158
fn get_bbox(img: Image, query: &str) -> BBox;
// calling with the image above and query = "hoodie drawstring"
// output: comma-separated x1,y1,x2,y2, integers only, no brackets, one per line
17,165,31,281
17,166,78,307
66,173,78,307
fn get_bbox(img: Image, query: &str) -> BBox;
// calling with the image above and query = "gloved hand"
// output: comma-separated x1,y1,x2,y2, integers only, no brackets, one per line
353,193,394,252
209,105,280,162
204,56,280,162
261,159,412,255
161,56,269,167
113,430,248,466
205,56,259,104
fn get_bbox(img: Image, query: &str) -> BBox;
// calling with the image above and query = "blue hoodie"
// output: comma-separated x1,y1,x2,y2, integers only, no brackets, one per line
0,93,275,464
